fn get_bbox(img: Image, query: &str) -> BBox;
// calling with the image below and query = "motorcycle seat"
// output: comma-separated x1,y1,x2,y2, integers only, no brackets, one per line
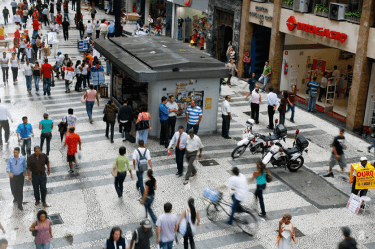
285,147,299,155
263,135,278,141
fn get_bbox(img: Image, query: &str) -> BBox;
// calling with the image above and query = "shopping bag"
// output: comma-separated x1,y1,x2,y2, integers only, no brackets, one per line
77,151,82,160
178,218,187,236
81,95,87,104
140,204,146,218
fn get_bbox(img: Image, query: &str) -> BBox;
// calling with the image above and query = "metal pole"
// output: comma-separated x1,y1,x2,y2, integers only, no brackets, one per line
114,0,121,37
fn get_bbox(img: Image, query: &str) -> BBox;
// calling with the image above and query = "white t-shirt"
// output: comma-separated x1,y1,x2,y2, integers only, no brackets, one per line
321,77,328,88
166,101,178,117
132,147,151,171
252,91,260,104
102,239,129,249
332,70,340,83
221,100,231,115
226,173,248,201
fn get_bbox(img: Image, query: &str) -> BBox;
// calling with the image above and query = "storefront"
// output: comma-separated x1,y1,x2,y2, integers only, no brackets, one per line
94,36,228,137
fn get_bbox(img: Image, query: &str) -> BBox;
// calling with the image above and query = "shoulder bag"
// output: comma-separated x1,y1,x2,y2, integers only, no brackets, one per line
136,113,150,131
266,172,272,183
111,156,119,177
31,221,39,237
103,106,108,122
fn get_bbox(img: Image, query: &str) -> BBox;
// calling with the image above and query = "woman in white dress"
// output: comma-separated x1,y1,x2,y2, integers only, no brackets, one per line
276,212,296,249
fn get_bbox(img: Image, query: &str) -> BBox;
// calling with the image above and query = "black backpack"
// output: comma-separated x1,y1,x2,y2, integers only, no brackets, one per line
3,9,9,15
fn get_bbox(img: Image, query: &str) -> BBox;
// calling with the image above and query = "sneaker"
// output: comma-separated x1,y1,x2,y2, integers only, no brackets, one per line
68,169,74,174
290,119,295,123
258,213,266,218
323,172,334,178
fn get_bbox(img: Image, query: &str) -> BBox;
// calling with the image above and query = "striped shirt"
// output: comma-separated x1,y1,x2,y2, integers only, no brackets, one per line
308,81,320,96
186,106,202,125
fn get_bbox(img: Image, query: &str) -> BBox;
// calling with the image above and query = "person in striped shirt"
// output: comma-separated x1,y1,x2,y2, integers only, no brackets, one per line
186,100,202,135
307,77,320,112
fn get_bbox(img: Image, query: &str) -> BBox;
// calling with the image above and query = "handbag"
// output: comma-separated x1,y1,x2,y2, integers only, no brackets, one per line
266,173,272,183
103,106,108,122
111,157,118,177
136,113,150,131
31,221,39,237
81,93,87,104
51,79,55,87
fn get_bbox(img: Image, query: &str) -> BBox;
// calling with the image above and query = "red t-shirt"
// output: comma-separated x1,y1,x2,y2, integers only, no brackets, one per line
32,21,40,31
56,14,62,24
41,63,53,78
200,37,204,47
17,9,23,16
64,133,81,155
192,34,197,42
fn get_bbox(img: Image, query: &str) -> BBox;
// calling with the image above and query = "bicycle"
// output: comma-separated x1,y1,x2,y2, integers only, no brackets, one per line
204,191,259,236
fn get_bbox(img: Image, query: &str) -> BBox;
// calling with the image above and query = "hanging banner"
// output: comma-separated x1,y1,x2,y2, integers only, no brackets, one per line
312,59,326,72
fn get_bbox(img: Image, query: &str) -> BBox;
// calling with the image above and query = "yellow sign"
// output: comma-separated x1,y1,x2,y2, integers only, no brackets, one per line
205,98,212,110
350,163,375,189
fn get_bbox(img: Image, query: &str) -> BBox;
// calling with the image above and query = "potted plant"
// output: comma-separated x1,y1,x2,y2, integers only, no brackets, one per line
352,11,361,22
345,12,352,21
282,0,293,10
314,3,329,18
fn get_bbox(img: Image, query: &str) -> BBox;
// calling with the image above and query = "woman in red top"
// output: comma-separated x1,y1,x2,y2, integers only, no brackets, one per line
56,13,63,25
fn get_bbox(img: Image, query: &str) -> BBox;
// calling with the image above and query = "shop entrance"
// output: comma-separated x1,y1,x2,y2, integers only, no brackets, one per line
250,24,271,80
216,9,234,62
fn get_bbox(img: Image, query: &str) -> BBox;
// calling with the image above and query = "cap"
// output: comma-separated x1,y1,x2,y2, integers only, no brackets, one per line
282,212,292,220
360,157,368,161
57,51,61,54
141,218,152,228
341,227,351,237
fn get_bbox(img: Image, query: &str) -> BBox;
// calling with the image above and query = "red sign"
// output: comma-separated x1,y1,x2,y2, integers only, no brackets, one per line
312,59,326,72
285,51,288,55
183,0,191,7
286,16,348,43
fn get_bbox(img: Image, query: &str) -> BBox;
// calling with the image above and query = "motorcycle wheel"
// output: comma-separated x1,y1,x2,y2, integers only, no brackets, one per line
287,156,304,172
250,143,263,155
231,145,247,159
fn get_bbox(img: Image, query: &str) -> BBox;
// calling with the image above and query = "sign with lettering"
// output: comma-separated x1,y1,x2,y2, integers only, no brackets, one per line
183,0,191,7
346,193,362,214
286,16,348,43
250,5,273,25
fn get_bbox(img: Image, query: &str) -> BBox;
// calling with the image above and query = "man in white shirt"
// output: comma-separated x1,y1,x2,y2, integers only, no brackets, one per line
267,86,278,130
221,95,232,139
332,65,340,85
0,98,13,145
219,167,248,225
133,140,153,196
168,125,188,177
184,129,204,185
165,93,178,140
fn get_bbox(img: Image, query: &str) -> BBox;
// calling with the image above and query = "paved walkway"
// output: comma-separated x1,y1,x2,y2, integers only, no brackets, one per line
0,2,375,249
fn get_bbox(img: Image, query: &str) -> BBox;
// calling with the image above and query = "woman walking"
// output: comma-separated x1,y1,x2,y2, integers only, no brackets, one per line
81,60,89,89
135,105,151,144
74,60,83,92
29,210,53,249
1,52,9,85
103,227,129,249
249,88,261,124
23,58,33,93
63,61,74,93
178,198,200,249
33,62,41,92
83,85,99,124
104,99,118,143
39,113,53,156
276,213,297,249
279,90,290,126
95,20,100,39
249,161,271,219
113,146,133,198
10,52,20,85
140,169,157,224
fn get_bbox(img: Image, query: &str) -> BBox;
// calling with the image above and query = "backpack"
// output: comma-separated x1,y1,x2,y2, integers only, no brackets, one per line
137,149,148,172
3,9,9,15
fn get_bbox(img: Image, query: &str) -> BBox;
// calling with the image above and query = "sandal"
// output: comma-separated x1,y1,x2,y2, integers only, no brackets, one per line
183,181,188,185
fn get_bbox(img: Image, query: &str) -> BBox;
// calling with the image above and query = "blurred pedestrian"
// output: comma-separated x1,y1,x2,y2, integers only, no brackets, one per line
133,140,153,196
0,238,8,248
113,146,133,198
60,108,76,140
90,61,104,92
286,84,296,123
32,61,41,92
276,213,296,249
140,169,157,224
104,99,118,143
23,59,33,93
41,58,54,96
29,210,53,248
3,7,10,25
1,52,9,85
167,126,187,177
279,90,289,126
99,19,108,39
165,93,178,140
221,95,232,139
62,17,70,40
130,219,153,249
27,146,50,207
10,52,20,85
83,84,99,124
249,161,271,219
267,86,278,130
0,98,13,145
103,227,129,249
95,20,100,39
183,129,203,185
338,227,357,249
324,128,346,177
6,147,26,211
156,202,179,249
135,105,151,144
90,7,96,21
118,100,133,141
159,96,169,147
178,198,200,249
39,113,53,156
64,127,81,173
16,116,33,159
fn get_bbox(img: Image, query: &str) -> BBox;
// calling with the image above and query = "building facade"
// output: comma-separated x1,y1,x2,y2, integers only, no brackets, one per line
238,0,374,133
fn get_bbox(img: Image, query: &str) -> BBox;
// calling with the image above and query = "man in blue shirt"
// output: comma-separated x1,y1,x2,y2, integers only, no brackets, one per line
16,116,34,159
308,77,320,112
107,21,115,38
6,147,26,211
159,96,170,148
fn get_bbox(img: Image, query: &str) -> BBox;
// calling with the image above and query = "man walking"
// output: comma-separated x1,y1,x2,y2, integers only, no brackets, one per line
3,7,9,25
107,22,115,37
307,77,319,112
267,86,278,130
6,147,26,211
159,96,169,148
221,95,232,139
62,17,70,40
0,98,13,145
130,219,153,249
118,100,133,140
10,0,17,15
16,116,33,159
156,202,179,249
324,128,346,177
183,129,203,185
27,146,50,207
49,0,55,23
259,61,272,92
186,100,202,135
338,227,357,249
286,84,296,123
133,140,153,196
64,127,81,173
168,126,188,177
41,58,54,96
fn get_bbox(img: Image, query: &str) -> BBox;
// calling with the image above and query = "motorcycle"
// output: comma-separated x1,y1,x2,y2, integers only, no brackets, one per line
231,119,287,159
262,129,309,172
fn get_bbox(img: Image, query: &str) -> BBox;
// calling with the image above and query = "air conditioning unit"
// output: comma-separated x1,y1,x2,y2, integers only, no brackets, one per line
252,0,266,2
329,3,349,21
293,0,309,13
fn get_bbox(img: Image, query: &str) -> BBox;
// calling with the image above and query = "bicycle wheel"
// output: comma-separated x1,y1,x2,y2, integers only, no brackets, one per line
206,203,219,221
235,210,258,236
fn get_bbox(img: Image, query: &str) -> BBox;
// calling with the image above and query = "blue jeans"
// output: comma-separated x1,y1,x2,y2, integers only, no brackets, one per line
114,171,126,197
186,123,199,135
259,75,270,91
35,242,50,249
244,62,251,78
43,78,51,95
32,173,47,203
144,194,157,224
178,26,182,40
65,80,70,91
368,138,375,151
228,194,240,225
64,13,69,20
227,56,230,63
106,60,111,75
136,171,144,196
308,94,317,111
25,75,32,91
255,184,266,216
160,241,173,249
82,75,87,88
286,104,295,120
28,57,33,63
21,137,31,159
32,30,39,38
50,13,55,23
86,101,94,120
34,76,40,91
138,129,149,144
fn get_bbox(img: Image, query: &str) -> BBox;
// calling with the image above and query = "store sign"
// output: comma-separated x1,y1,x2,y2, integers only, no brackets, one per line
312,59,326,72
183,0,191,7
286,16,348,43
250,6,273,25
